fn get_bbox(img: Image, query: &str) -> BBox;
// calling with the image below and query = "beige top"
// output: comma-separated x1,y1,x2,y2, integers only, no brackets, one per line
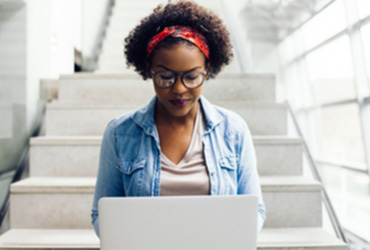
159,106,210,196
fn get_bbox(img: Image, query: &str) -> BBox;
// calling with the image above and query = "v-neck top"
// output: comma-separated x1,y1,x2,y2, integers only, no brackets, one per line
92,96,266,236
159,106,210,196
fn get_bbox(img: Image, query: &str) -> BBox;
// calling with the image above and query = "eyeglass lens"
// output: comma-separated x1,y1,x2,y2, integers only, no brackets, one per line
154,71,205,88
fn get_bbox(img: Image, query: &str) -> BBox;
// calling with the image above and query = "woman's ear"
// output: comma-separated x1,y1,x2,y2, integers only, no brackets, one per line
145,63,152,79
205,63,211,79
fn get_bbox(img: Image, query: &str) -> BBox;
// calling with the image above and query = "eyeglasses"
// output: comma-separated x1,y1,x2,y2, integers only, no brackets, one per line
150,67,208,89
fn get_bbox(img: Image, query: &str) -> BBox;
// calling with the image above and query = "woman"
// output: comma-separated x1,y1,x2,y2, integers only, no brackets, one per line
91,0,265,236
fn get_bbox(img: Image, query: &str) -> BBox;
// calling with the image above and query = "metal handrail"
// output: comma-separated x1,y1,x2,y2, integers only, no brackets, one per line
285,101,348,244
0,145,29,228
0,105,45,229
316,159,367,174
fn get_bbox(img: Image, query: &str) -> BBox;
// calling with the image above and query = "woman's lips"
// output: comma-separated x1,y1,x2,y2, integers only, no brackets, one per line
169,99,189,108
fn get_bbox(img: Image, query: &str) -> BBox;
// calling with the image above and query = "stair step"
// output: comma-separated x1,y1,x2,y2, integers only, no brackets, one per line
29,136,100,177
0,229,99,250
58,73,154,104
95,63,136,74
44,102,287,136
0,228,346,250
9,176,321,229
29,136,302,177
11,176,319,193
58,73,276,104
10,177,95,193
10,177,95,230
260,176,322,228
258,228,348,250
254,136,303,176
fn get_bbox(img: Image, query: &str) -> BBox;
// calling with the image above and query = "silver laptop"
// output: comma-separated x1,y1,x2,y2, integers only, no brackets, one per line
99,195,258,250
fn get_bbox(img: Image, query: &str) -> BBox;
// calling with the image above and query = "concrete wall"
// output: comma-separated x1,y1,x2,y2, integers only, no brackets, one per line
0,1,28,173
0,0,110,174
81,0,112,64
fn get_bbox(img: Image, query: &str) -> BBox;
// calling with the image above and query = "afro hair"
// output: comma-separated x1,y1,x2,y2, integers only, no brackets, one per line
124,0,233,80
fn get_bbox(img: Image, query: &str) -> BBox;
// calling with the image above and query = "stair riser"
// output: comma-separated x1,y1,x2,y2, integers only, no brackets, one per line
30,140,302,177
58,76,275,104
44,106,287,136
10,194,93,229
262,191,322,228
255,144,303,176
9,189,321,229
58,78,155,105
30,145,99,177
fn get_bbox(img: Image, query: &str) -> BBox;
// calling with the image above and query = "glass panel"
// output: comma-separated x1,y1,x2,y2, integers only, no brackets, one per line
320,164,370,242
315,104,366,164
285,64,302,108
361,23,370,82
279,35,296,63
302,0,346,50
357,0,370,20
306,35,356,104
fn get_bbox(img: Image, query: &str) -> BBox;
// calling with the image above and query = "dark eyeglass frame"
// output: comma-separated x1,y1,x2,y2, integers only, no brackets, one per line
150,67,208,89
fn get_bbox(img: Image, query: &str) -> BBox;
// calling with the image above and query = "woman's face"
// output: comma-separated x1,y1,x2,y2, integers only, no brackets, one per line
147,43,209,119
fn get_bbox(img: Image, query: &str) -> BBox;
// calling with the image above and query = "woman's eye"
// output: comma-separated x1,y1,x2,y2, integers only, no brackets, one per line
185,74,199,81
159,74,173,81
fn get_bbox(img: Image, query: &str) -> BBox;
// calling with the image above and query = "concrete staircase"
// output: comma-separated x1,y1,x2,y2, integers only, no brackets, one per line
0,72,348,249
0,0,348,249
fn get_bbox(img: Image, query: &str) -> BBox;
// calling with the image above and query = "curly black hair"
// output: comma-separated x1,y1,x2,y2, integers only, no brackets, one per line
124,0,233,80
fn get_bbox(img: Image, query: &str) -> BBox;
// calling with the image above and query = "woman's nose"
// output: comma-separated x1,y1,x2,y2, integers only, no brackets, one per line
171,75,187,94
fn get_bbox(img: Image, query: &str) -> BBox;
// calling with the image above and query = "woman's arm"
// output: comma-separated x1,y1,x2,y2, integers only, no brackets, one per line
91,120,125,237
236,122,266,232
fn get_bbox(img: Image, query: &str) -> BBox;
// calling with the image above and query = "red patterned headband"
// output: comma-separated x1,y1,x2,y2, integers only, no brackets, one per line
147,25,210,59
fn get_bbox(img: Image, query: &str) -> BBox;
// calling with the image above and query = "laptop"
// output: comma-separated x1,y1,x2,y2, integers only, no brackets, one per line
99,195,258,250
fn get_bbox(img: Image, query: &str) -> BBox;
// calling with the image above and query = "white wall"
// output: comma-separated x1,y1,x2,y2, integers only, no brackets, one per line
248,41,283,101
25,0,109,131
0,0,110,173
0,1,27,172
221,0,251,72
0,0,111,135
81,0,111,61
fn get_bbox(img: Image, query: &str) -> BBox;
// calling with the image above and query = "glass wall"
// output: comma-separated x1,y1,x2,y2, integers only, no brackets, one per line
278,0,370,241
357,0,370,20
306,35,356,104
315,104,366,165
302,0,346,50
362,23,370,81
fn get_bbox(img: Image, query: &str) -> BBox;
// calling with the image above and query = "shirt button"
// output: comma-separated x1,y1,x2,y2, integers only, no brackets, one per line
210,171,215,177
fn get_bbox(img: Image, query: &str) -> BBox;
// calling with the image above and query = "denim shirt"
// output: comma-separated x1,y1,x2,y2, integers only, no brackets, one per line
91,96,265,236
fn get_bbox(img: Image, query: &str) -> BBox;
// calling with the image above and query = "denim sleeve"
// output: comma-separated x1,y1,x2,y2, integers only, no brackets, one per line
91,120,125,237
236,122,266,232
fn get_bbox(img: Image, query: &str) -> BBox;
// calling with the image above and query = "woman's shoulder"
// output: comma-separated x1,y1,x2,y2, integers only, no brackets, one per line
213,105,248,131
103,110,137,136
104,107,150,137
106,98,156,135
108,110,137,128
201,97,249,135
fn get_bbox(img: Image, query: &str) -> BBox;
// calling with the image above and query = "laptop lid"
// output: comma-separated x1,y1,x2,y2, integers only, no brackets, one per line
99,195,258,250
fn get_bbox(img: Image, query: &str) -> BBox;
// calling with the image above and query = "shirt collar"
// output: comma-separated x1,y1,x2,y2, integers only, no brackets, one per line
199,96,224,132
131,96,157,136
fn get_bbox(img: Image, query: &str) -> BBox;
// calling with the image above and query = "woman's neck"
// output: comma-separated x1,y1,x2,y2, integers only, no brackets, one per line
154,101,199,129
